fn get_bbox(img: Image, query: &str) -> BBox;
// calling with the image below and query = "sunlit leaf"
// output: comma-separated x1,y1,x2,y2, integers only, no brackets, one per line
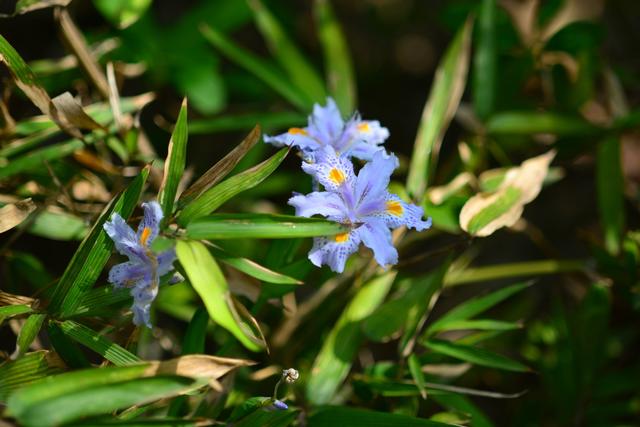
93,0,153,29
176,240,265,352
0,198,35,233
158,98,189,221
406,18,473,199
424,339,529,372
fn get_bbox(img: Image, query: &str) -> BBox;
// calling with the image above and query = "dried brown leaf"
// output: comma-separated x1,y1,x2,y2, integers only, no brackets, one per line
178,125,261,207
0,198,36,233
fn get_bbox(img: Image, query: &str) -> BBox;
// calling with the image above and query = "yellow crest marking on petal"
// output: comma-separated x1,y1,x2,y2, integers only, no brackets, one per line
288,127,308,136
386,200,404,217
335,232,350,243
140,226,152,246
328,168,345,185
357,122,371,132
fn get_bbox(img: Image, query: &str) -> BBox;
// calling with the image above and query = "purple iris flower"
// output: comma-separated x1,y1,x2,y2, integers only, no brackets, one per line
289,147,431,273
103,201,176,328
264,97,389,161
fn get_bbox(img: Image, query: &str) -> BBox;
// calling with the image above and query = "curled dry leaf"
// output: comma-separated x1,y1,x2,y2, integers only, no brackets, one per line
460,150,556,236
143,355,255,388
0,198,36,233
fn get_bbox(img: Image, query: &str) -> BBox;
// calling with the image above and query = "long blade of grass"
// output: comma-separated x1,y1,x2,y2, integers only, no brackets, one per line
14,313,46,357
48,168,149,316
208,244,302,284
185,213,346,240
424,339,529,372
314,0,356,115
200,24,312,110
596,137,624,254
55,320,141,366
249,0,326,103
486,111,601,136
306,272,396,405
406,18,473,199
0,351,64,403
158,98,189,220
177,148,288,225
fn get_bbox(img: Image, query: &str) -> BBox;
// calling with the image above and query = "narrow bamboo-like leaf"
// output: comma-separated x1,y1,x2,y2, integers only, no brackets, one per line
48,168,148,316
0,351,64,403
179,126,261,208
93,0,153,29
407,18,473,199
209,245,302,284
176,240,264,351
432,394,495,427
408,354,428,399
308,406,453,427
433,319,521,332
11,375,195,427
444,259,586,286
0,0,71,17
189,111,304,134
473,0,497,120
73,286,130,317
178,148,288,225
307,272,396,405
0,138,84,180
486,111,601,136
427,282,529,335
14,314,46,357
314,0,356,115
249,0,326,102
0,199,36,233
159,98,189,220
56,320,141,366
47,322,91,369
186,213,346,240
424,339,529,372
0,304,33,325
200,24,311,110
596,137,624,254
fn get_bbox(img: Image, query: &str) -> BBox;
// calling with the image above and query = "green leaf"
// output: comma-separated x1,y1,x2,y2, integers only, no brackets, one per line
464,186,523,235
186,213,346,240
48,168,149,316
15,313,46,357
178,148,288,225
432,319,522,332
0,304,33,325
486,111,601,136
189,111,305,134
9,374,194,427
444,260,586,286
313,0,356,114
72,286,131,317
56,320,141,366
306,272,396,405
308,406,454,427
233,408,299,427
406,18,473,199
158,98,189,221
432,394,496,427
176,240,264,352
0,138,84,180
209,245,302,285
200,24,311,110
424,339,529,372
596,137,624,254
473,0,497,120
93,0,153,29
27,209,88,241
426,282,529,335
0,351,64,403
47,322,91,369
178,126,261,209
408,354,428,399
249,0,326,103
